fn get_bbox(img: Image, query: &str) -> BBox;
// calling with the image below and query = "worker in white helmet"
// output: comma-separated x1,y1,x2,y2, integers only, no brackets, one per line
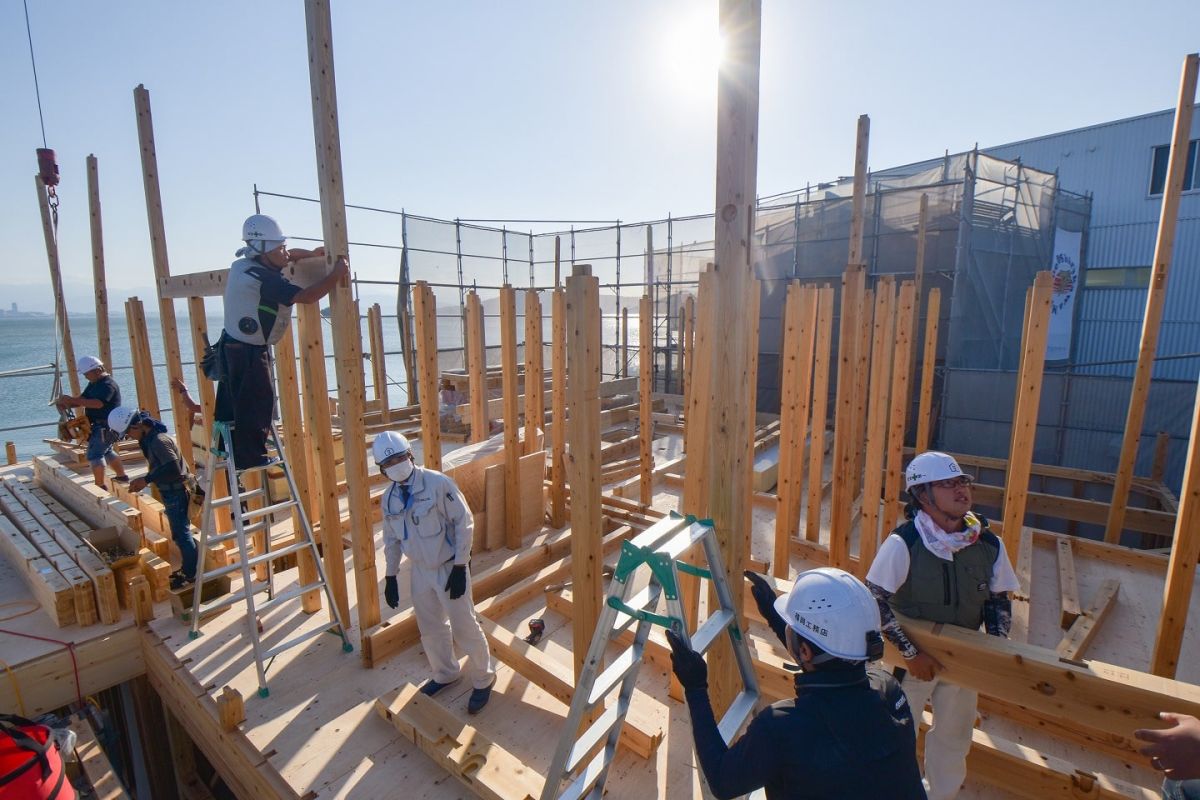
214,214,348,469
668,568,927,799
864,451,1020,800
55,355,129,488
373,430,497,714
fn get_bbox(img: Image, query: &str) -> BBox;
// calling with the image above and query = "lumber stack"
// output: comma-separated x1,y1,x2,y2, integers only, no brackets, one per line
32,456,144,535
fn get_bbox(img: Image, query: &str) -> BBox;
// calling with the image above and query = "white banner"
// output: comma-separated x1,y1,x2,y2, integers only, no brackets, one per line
1046,228,1083,362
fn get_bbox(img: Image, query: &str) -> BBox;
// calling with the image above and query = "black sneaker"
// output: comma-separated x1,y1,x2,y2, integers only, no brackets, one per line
467,676,496,715
418,677,460,697
112,475,130,483
169,572,194,591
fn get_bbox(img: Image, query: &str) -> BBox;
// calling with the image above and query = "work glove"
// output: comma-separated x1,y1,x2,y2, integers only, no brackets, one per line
445,564,467,600
384,575,399,609
665,629,708,692
745,570,788,646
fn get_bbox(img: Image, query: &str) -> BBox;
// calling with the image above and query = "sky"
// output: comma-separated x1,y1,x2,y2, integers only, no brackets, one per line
3,0,1199,313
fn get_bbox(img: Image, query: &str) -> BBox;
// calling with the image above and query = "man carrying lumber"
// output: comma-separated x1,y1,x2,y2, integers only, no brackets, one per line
864,451,1020,800
108,406,198,590
215,214,347,469
55,355,130,489
374,430,497,714
668,567,927,799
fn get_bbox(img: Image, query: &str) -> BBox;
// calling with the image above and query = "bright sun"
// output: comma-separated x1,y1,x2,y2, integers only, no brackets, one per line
661,11,725,93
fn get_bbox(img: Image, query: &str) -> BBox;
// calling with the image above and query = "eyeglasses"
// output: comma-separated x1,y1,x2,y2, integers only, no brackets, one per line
929,476,973,490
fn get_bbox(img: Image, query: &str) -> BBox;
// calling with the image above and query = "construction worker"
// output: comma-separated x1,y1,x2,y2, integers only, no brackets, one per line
1135,712,1200,798
668,567,927,799
864,450,1020,800
108,406,197,590
55,355,128,489
216,214,347,469
374,431,497,714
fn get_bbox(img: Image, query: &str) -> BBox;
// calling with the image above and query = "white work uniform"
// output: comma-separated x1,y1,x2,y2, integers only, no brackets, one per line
867,523,1020,800
382,466,495,690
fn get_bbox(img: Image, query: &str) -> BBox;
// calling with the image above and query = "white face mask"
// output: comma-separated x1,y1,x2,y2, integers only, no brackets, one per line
383,459,414,484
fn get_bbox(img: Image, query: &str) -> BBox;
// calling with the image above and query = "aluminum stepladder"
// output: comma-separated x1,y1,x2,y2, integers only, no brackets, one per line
540,512,761,800
189,420,352,696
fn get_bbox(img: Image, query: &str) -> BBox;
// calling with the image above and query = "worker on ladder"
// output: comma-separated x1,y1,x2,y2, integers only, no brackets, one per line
668,568,927,799
864,451,1020,800
215,214,347,469
54,356,129,489
375,431,497,714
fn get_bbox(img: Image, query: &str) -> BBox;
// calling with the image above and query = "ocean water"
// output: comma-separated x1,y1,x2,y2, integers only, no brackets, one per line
0,308,636,462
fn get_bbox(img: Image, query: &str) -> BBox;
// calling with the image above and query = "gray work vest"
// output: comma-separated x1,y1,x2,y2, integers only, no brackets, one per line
888,519,1000,630
222,258,294,346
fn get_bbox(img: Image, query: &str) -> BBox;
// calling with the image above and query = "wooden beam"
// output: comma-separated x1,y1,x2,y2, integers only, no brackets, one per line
1057,578,1119,661
1106,53,1199,544
36,174,79,396
500,286,521,547
743,278,762,557
805,286,834,542
304,0,380,633
549,288,567,528
124,298,161,419
1151,430,1171,482
86,155,113,370
639,294,654,505
367,303,391,423
133,85,194,467
859,278,895,577
1055,537,1081,629
156,268,227,299
414,281,441,470
850,287,873,498
882,282,916,532
466,291,489,443
524,290,544,454
914,287,940,452
829,264,864,570
620,305,630,379
773,282,817,578
1000,271,1053,557
184,298,216,453
970,481,1176,538
565,266,602,680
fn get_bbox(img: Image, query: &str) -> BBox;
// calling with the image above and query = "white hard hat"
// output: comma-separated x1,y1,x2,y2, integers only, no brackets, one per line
372,431,411,464
76,355,104,374
773,567,883,662
241,214,287,252
905,451,965,491
108,406,138,435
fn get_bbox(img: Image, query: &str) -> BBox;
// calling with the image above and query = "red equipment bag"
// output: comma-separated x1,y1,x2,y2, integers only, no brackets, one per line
0,715,74,800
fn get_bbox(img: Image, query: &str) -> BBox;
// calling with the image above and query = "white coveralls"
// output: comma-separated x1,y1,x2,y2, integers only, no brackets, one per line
382,467,495,690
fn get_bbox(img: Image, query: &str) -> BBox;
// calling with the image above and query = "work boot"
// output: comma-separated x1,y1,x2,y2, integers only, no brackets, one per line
169,571,194,591
467,676,496,715
419,677,460,697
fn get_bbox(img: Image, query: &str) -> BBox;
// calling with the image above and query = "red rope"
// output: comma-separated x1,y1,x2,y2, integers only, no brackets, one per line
0,628,83,707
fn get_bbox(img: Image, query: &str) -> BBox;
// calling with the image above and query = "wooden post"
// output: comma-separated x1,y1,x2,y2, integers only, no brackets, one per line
466,291,488,443
500,286,522,548
524,290,544,454
5,443,16,466
1151,431,1171,482
639,295,654,506
1106,54,1199,544
398,281,419,406
367,303,391,423
743,279,762,558
184,299,215,447
218,687,245,732
883,282,917,530
86,155,113,370
676,304,686,394
683,273,717,516
773,282,818,578
859,278,896,577
35,175,79,396
848,114,870,266
295,300,349,625
703,0,761,714
914,287,941,452
621,306,630,379
124,298,161,418
566,265,602,680
413,281,441,470
133,86,194,466
549,288,568,528
805,286,834,542
274,326,322,613
1001,271,1054,557
829,265,865,570
907,192,929,431
681,294,695,448
1152,364,1200,677
851,287,874,496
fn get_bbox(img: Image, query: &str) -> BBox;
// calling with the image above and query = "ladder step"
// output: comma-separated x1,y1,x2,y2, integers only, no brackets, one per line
210,487,268,508
655,523,711,561
237,458,282,476
246,540,310,568
566,703,623,774
257,580,326,614
556,749,610,800
716,690,758,745
611,586,657,637
197,580,271,615
691,609,734,655
263,623,337,660
588,647,641,706
239,498,298,522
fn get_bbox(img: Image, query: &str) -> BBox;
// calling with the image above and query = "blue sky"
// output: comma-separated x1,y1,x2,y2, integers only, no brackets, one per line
3,1,1198,312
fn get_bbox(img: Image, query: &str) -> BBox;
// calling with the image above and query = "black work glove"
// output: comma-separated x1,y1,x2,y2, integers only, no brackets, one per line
384,575,399,609
445,564,467,600
745,570,788,646
666,629,708,691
